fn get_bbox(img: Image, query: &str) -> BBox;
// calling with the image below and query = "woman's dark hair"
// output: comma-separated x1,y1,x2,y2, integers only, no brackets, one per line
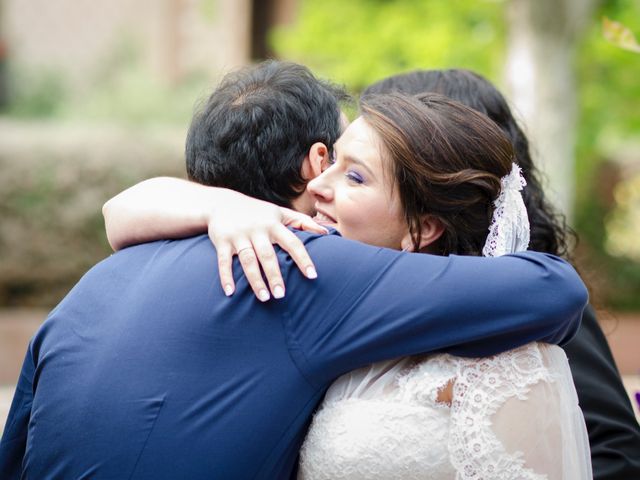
364,69,574,258
361,93,514,256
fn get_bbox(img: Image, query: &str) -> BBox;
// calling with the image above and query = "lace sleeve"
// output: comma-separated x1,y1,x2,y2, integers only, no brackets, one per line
448,343,592,479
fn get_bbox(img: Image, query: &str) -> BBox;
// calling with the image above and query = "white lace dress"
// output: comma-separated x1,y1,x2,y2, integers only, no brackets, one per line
299,343,592,479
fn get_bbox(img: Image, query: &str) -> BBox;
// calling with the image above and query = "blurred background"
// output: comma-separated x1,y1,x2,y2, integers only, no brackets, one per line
0,0,638,426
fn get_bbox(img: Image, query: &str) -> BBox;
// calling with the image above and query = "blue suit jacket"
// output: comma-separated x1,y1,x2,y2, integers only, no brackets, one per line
0,231,586,479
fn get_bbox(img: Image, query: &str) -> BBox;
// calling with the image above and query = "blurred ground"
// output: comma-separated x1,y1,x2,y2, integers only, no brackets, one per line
1,308,639,433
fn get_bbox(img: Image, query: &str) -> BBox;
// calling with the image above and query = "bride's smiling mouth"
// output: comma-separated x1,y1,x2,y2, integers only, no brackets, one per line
313,208,337,226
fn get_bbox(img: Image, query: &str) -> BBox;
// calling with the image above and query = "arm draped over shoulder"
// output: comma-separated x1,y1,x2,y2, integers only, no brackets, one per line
281,231,587,385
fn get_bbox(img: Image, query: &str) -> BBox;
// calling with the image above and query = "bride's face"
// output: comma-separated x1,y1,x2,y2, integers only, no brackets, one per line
307,117,410,250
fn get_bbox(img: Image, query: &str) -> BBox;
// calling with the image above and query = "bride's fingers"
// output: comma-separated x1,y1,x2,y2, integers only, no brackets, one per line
280,208,328,234
234,241,270,302
215,241,235,297
273,224,318,280
296,216,329,234
251,233,285,299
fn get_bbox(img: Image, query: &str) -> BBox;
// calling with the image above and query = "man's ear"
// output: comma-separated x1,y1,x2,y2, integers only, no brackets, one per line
400,215,445,252
301,142,329,181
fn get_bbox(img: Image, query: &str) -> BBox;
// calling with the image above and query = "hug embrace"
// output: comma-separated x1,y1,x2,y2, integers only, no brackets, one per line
1,61,639,479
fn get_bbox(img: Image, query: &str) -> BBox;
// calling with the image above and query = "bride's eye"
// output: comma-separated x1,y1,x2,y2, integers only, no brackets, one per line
346,171,364,184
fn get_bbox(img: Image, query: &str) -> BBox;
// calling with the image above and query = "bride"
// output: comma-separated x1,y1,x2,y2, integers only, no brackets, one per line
296,93,591,480
104,92,592,478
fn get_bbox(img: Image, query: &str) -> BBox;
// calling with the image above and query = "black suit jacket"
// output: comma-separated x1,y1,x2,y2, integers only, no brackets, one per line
564,305,640,479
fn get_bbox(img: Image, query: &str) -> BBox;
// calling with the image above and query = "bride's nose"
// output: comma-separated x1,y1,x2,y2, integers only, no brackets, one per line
307,169,334,202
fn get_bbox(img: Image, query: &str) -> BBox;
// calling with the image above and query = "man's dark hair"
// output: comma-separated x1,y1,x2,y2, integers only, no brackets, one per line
186,60,347,207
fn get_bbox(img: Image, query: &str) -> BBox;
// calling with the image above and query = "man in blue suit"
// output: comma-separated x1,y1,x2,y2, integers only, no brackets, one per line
0,61,587,479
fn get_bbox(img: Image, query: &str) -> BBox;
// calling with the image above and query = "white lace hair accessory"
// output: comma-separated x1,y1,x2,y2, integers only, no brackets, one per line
482,163,530,257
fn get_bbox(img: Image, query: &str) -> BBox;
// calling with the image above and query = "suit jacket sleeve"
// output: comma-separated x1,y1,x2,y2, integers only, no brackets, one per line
282,232,587,386
0,345,36,479
564,305,640,480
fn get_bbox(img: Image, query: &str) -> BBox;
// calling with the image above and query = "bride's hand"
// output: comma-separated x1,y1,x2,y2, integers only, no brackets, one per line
103,177,327,302
208,196,327,301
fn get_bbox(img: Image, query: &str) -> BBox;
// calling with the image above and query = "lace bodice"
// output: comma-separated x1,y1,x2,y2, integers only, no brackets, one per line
299,343,591,480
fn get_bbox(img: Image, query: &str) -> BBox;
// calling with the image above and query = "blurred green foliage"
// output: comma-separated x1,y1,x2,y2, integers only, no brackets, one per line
574,0,640,309
69,36,211,126
5,66,68,118
3,35,212,126
272,0,505,92
67,65,209,126
576,1,640,185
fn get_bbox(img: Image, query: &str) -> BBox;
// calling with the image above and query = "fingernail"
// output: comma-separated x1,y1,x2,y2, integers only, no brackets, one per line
306,266,318,279
224,284,234,296
258,289,270,302
273,285,285,299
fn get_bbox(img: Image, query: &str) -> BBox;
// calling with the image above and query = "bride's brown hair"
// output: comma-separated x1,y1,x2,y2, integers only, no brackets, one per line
361,93,514,255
